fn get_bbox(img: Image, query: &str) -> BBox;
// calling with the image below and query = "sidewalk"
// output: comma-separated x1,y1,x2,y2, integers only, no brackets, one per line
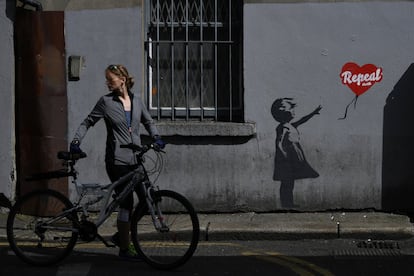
196,211,414,241
1,209,413,241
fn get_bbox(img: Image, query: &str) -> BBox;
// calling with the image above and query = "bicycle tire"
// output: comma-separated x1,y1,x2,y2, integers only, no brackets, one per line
7,189,79,266
131,190,200,270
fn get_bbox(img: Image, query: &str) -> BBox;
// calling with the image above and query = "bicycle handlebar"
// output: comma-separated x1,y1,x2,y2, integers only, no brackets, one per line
55,143,161,164
120,143,165,153
30,144,160,182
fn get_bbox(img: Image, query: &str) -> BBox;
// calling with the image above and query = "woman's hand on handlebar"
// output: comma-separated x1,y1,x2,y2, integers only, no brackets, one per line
153,136,166,150
70,139,83,154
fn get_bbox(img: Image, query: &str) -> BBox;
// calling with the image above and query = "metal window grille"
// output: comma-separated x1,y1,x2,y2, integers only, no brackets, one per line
145,0,243,122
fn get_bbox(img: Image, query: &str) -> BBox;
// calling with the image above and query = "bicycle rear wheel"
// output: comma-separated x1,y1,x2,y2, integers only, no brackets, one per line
131,190,200,270
7,189,78,266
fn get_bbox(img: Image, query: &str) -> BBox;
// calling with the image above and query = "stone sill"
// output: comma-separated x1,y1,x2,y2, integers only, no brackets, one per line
152,121,257,137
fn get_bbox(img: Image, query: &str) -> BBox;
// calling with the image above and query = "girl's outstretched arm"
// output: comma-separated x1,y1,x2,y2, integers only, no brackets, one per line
292,105,322,128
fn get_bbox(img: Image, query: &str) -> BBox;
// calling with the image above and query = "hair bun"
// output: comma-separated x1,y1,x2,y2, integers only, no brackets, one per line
127,76,135,89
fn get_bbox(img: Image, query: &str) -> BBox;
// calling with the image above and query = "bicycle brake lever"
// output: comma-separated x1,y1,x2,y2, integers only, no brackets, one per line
151,143,165,153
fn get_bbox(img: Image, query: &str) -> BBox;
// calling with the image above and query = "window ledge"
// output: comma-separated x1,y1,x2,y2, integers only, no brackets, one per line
153,121,256,137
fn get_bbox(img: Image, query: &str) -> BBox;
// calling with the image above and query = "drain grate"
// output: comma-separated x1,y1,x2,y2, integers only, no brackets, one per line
334,240,401,258
357,240,400,250
334,248,402,257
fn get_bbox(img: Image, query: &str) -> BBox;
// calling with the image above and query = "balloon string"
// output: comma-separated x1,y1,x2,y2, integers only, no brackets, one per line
338,95,359,120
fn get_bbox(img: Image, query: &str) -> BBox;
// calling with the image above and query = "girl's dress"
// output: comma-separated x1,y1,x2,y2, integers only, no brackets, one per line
273,123,319,181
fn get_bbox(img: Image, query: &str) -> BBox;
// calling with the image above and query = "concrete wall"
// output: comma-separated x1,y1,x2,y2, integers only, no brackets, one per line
243,1,414,210
0,0,15,200
3,0,414,212
62,1,414,212
65,6,144,199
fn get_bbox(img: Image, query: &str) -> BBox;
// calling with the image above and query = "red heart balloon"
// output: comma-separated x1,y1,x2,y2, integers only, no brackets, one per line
340,62,383,96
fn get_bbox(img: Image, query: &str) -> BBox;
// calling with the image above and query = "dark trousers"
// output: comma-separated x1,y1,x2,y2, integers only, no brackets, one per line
106,163,140,212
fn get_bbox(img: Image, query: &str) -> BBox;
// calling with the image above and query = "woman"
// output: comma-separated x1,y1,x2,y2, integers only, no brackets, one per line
70,64,164,260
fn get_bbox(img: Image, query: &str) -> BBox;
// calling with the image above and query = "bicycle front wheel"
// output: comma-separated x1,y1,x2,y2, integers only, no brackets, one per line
7,189,78,266
131,190,200,270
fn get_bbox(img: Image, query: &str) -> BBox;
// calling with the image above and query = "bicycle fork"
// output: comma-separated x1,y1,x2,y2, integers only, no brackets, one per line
145,184,169,233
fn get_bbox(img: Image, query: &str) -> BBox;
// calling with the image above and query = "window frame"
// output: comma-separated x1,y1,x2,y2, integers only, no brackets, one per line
143,0,245,123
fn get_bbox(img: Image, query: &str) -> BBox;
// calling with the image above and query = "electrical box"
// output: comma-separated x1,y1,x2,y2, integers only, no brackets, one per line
68,55,84,81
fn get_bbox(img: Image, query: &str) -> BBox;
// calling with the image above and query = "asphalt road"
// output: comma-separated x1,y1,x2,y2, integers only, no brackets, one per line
1,239,414,275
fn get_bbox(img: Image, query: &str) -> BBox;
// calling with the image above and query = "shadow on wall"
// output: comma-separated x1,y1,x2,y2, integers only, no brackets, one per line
382,63,414,212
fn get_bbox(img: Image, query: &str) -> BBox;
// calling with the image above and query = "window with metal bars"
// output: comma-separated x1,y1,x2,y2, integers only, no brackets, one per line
145,0,243,122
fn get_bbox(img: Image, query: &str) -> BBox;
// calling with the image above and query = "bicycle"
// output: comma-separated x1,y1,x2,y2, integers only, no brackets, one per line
6,143,200,270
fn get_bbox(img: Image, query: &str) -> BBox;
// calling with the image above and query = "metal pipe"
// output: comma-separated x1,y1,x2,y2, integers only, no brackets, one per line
214,0,218,121
185,0,189,120
156,0,161,120
199,0,204,121
170,0,175,120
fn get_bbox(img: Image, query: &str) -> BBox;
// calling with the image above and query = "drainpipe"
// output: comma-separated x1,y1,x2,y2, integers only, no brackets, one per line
20,0,43,11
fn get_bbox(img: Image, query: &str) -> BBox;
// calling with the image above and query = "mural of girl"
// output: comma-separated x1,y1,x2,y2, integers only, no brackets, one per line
271,98,322,209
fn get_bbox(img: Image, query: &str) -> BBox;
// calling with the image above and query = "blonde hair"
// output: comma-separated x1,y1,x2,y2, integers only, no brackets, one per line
106,64,135,90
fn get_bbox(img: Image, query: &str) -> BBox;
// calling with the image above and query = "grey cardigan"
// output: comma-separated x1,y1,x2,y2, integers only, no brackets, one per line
73,91,159,165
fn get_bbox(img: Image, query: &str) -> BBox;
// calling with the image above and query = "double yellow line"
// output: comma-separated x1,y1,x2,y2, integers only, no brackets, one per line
0,240,335,275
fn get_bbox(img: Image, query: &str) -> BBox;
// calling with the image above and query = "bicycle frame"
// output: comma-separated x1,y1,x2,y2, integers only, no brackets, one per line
8,144,200,269
30,168,140,236
72,166,147,229
26,144,166,240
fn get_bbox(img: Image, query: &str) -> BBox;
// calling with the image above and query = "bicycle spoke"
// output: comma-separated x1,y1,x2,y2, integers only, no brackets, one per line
132,190,199,270
7,190,78,266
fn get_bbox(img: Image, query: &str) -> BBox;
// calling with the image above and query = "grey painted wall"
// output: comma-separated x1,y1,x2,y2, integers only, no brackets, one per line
65,7,144,198
3,1,414,212
0,1,15,200
244,2,414,210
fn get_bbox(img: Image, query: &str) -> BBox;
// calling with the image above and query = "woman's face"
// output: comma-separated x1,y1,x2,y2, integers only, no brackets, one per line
105,70,125,92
